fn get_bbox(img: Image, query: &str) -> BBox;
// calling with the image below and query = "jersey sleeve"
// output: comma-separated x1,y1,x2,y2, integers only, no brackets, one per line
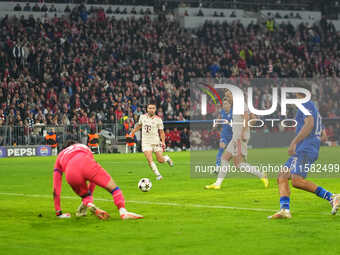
138,115,144,126
301,102,315,120
54,156,62,172
157,118,164,130
53,167,63,212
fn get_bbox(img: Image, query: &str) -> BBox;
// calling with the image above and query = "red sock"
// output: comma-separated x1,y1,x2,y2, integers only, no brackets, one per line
81,182,96,206
111,187,125,209
88,182,96,194
82,195,93,206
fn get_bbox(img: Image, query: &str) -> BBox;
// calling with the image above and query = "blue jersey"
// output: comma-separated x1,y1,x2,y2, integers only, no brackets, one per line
295,100,321,159
220,108,233,141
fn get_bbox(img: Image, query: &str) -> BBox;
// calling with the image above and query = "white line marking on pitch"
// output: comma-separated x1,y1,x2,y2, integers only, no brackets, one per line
0,192,276,212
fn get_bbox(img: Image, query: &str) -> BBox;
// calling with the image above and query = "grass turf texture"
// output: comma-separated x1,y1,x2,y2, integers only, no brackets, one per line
0,147,340,255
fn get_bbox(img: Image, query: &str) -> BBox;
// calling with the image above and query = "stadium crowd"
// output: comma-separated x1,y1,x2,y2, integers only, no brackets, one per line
0,8,339,147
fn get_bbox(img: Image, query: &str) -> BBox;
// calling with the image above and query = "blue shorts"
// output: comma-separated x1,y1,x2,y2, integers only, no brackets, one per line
219,136,232,146
284,153,317,178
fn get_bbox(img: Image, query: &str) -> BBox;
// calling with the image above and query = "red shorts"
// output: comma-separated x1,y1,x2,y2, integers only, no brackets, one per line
64,152,111,197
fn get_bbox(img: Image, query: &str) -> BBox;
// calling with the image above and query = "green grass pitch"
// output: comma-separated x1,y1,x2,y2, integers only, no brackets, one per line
1,147,340,255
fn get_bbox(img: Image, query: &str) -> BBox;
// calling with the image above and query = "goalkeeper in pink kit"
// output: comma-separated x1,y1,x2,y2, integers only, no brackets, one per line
53,141,143,220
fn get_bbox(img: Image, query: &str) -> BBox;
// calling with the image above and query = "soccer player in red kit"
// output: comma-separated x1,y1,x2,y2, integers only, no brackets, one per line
53,141,143,220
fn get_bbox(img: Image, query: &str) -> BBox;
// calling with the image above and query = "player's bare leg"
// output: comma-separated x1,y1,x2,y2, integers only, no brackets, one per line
155,150,173,167
270,170,338,219
144,150,162,180
205,151,232,189
290,175,340,215
269,171,292,219
291,174,318,192
270,172,323,219
270,172,321,219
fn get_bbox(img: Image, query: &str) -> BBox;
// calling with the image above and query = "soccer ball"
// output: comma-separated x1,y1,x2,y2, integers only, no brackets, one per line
138,178,152,192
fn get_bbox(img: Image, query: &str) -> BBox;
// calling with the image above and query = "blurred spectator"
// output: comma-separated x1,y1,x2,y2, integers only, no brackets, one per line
64,5,71,12
107,6,113,14
49,5,57,12
275,12,282,18
335,123,340,144
41,4,48,12
325,125,335,142
32,3,40,12
131,7,137,14
14,4,22,11
23,3,31,12
295,13,302,19
165,128,171,148
0,119,4,145
169,127,181,149
180,128,190,150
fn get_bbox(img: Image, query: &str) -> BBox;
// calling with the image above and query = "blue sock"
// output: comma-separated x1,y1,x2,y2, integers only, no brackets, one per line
216,148,224,166
280,196,290,210
315,186,333,201
110,186,120,194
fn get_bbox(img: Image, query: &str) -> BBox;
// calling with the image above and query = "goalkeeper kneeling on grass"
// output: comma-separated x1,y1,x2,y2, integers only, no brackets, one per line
53,140,143,220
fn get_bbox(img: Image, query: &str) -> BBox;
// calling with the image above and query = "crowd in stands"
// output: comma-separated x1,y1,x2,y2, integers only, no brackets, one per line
267,12,303,19
0,9,339,148
192,9,238,17
12,3,153,15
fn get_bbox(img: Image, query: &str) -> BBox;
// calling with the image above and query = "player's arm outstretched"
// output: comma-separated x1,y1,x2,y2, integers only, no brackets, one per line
288,116,314,156
159,129,166,151
130,123,142,137
241,111,249,142
53,166,71,218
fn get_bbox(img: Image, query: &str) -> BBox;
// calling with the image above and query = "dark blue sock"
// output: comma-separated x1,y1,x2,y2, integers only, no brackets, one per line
216,148,224,166
315,186,333,201
110,186,120,194
280,196,290,210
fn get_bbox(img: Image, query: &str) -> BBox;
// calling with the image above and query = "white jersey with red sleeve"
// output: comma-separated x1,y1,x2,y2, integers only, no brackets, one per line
138,114,164,145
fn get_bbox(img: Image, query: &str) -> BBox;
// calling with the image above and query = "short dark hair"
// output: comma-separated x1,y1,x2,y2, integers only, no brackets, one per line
61,140,77,150
148,102,156,107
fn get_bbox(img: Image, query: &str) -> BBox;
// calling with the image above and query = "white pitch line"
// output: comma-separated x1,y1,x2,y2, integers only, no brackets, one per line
0,192,276,212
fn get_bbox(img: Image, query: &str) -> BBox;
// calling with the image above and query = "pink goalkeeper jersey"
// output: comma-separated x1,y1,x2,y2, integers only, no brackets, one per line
53,143,92,212
54,143,92,172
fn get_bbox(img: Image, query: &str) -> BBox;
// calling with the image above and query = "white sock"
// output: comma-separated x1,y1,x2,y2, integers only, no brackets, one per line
163,155,170,162
215,160,229,186
87,202,95,208
119,207,127,215
239,162,263,178
150,161,161,177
